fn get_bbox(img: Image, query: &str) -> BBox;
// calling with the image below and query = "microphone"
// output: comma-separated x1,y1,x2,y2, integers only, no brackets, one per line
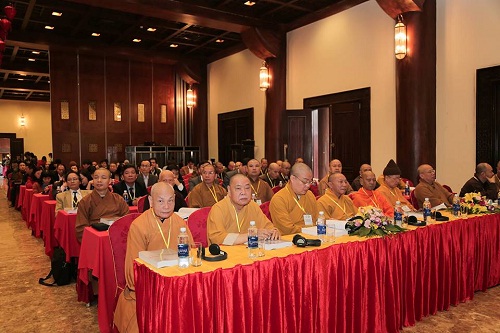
407,215,426,226
292,234,321,247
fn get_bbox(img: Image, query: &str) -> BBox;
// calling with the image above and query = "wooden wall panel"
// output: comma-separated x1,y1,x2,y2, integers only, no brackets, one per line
153,64,175,145
130,61,153,145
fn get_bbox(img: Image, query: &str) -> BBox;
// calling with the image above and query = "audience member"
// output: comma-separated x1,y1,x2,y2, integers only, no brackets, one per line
351,164,380,191
317,173,357,220
414,164,454,208
137,160,158,187
55,171,91,213
260,162,281,188
246,159,273,203
459,163,497,200
318,159,354,195
278,161,291,184
113,165,148,206
376,159,415,211
188,164,227,207
352,171,394,217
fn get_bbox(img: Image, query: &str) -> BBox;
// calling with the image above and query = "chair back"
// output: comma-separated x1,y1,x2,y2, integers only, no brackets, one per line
137,195,147,213
272,186,282,194
187,207,211,247
259,201,272,222
108,213,141,291
442,184,453,194
401,178,414,187
309,184,319,196
409,190,419,209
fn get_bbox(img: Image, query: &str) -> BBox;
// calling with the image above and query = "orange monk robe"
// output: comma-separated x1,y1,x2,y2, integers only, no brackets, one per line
188,182,227,208
114,209,193,333
351,188,394,217
318,174,354,196
248,177,274,203
376,184,415,210
316,189,357,220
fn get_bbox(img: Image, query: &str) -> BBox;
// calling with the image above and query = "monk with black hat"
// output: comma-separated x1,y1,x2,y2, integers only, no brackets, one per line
376,159,415,211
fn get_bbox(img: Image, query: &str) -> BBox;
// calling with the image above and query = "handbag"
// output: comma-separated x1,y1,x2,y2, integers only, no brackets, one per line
38,247,75,286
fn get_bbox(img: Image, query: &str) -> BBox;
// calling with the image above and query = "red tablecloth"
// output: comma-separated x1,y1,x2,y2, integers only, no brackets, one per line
54,210,79,262
22,189,33,222
16,185,26,209
29,193,50,237
78,227,116,333
40,200,57,257
134,214,500,333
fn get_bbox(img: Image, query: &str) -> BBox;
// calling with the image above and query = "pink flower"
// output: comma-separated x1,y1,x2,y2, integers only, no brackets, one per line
364,220,371,228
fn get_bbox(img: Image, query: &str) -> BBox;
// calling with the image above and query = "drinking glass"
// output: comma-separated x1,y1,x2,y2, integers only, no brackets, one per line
189,242,203,267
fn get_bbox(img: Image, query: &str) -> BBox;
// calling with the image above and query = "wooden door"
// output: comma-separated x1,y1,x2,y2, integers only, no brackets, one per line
217,108,254,165
283,109,312,166
10,138,24,161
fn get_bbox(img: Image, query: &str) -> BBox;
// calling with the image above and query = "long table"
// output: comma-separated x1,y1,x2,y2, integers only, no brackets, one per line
40,200,57,257
29,193,50,237
134,214,500,333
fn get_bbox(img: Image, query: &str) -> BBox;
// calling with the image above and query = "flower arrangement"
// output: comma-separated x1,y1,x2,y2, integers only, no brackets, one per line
460,192,495,214
345,206,406,237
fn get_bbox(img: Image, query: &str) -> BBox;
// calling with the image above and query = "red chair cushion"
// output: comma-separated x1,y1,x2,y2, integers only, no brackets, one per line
259,201,272,222
187,207,211,247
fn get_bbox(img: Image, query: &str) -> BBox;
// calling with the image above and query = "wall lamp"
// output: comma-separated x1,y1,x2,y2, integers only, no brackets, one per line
259,61,270,91
186,85,196,109
19,114,26,127
395,14,407,60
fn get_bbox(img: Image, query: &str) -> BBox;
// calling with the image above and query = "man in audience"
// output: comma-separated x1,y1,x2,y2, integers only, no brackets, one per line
317,173,357,220
260,158,268,175
52,163,66,183
55,171,92,214
137,160,158,187
295,157,304,164
113,165,148,206
214,161,229,188
318,159,354,195
189,161,209,190
352,171,394,216
114,182,193,333
180,159,196,176
278,161,291,184
81,159,92,172
376,159,415,210
246,159,274,203
459,163,497,200
207,174,280,245
166,165,188,198
494,160,500,191
188,164,227,207
226,159,248,179
149,158,162,177
109,162,119,181
227,161,236,172
75,168,129,242
351,164,380,191
143,170,187,212
270,163,318,235
414,164,454,208
260,162,281,188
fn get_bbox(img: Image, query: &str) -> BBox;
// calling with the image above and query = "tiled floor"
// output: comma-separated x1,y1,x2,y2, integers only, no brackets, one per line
0,177,499,332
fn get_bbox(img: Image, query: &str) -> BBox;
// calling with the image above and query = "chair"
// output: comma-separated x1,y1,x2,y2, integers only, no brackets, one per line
409,190,419,209
309,184,319,196
137,195,147,213
187,207,211,247
272,186,282,194
259,201,272,222
108,213,141,301
443,184,453,193
401,177,414,187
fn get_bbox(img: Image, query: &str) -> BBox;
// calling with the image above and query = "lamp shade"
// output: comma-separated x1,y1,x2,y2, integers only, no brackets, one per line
186,86,195,108
4,5,16,21
0,18,11,33
259,62,270,91
395,16,407,60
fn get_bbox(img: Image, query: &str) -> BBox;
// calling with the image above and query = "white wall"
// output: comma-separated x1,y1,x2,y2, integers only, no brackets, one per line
0,100,52,158
287,0,395,176
436,0,500,192
207,50,266,161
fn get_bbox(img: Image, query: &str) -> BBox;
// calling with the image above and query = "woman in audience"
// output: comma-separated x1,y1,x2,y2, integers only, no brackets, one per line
31,167,44,194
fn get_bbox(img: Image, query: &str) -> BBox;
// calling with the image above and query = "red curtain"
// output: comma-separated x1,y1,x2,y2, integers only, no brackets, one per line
135,214,500,333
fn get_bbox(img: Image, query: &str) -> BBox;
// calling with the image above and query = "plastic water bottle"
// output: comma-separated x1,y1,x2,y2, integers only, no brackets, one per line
177,227,189,268
122,190,130,204
394,201,403,226
423,198,431,222
404,181,410,196
316,211,326,240
452,194,460,217
252,193,257,202
248,221,258,259
279,181,283,187
56,185,61,194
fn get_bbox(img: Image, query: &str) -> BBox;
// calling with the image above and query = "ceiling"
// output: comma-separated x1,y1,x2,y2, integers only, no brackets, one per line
0,0,365,102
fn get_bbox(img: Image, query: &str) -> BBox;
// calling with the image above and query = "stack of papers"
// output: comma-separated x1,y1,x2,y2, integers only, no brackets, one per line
263,240,293,250
139,249,178,268
100,217,120,226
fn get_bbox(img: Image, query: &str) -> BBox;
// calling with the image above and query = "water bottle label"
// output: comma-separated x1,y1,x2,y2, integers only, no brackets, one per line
394,211,402,222
178,243,189,258
452,203,460,214
317,224,326,235
248,235,258,249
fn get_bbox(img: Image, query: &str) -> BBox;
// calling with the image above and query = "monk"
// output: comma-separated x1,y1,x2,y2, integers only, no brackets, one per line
114,182,193,333
414,164,454,208
318,159,354,195
270,163,318,235
188,164,227,208
317,173,357,220
207,174,279,245
246,158,274,203
376,159,415,211
75,168,129,242
352,171,394,217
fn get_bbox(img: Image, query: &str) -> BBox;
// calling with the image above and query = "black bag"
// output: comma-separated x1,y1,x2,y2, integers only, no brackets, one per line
39,247,74,286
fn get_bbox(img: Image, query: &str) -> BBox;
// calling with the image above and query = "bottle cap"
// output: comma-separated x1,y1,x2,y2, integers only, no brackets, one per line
180,227,186,232
250,221,255,226
425,198,429,201
395,201,401,204
319,211,324,215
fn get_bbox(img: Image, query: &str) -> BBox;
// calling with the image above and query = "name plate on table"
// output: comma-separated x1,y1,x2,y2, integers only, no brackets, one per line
263,240,293,251
64,208,77,214
100,217,120,226
139,249,177,268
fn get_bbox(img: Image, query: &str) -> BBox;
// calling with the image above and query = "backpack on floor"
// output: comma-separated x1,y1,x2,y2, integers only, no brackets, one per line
38,247,74,286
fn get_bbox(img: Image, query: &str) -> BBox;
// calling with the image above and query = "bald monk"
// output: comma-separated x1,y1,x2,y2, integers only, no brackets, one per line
317,173,357,220
376,159,415,211
270,163,319,235
260,162,281,188
351,164,380,191
318,159,354,195
246,158,274,203
414,164,454,208
207,174,280,245
114,182,194,333
188,164,227,208
352,171,394,217
75,168,129,242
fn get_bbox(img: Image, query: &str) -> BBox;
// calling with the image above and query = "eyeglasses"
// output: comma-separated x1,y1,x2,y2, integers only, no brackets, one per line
203,171,215,175
293,175,313,186
426,169,436,174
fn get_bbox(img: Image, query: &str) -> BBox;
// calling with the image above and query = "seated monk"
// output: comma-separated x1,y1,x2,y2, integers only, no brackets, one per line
207,174,280,245
351,171,394,217
376,159,415,211
188,164,227,208
459,163,497,200
114,182,194,333
414,164,454,208
75,168,129,242
318,159,354,195
317,173,357,220
270,162,318,235
246,158,274,204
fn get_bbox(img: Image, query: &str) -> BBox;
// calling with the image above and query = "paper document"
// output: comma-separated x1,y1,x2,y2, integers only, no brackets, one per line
432,203,447,211
263,240,293,250
176,207,200,220
139,249,178,268
100,216,120,226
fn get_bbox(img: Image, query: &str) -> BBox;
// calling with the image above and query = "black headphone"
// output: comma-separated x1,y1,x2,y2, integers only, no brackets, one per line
201,244,228,261
292,234,322,247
